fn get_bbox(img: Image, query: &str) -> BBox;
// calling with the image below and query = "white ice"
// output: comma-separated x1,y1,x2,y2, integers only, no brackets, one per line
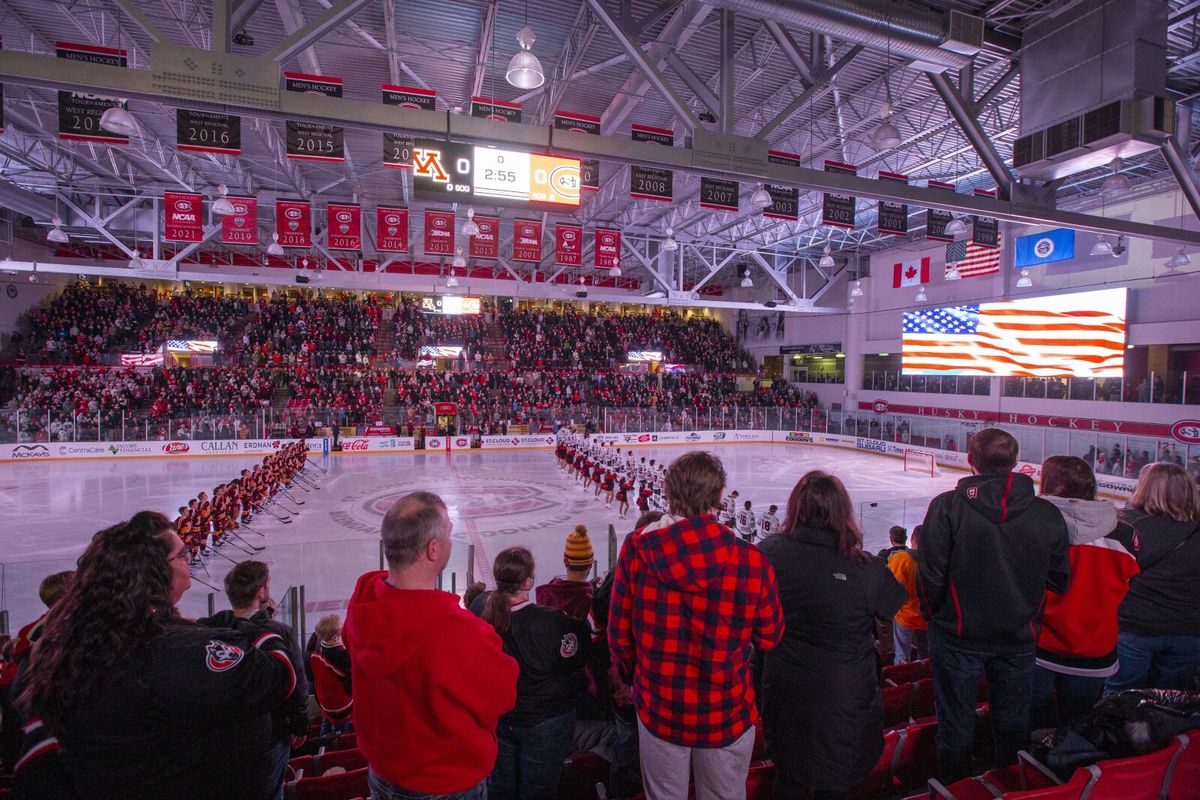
0,444,960,635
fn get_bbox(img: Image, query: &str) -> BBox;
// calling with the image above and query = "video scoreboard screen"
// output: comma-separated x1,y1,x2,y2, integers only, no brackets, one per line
420,296,481,315
411,139,581,208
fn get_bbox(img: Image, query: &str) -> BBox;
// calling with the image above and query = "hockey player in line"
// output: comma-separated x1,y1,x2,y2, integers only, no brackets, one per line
736,500,757,542
759,504,781,539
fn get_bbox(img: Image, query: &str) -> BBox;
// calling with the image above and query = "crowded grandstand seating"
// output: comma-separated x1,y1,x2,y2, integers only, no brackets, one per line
25,282,160,364
234,293,382,367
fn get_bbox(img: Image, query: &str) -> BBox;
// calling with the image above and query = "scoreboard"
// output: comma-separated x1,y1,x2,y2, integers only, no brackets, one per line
411,139,581,208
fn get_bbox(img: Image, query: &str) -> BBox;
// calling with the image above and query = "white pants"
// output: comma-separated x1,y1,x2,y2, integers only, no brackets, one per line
637,717,755,800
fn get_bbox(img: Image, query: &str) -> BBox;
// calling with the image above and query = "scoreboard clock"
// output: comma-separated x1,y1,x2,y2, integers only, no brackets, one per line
411,139,581,208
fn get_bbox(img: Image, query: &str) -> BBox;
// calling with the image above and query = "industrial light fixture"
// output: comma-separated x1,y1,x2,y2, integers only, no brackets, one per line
945,216,968,238
267,231,285,256
871,101,902,151
749,184,772,209
1090,234,1114,257
128,250,146,270
1101,158,1131,198
506,4,544,92
945,264,962,281
609,255,621,278
46,216,69,243
28,263,37,282
914,286,928,303
1015,268,1033,288
99,105,138,136
818,244,835,269
1165,247,1191,269
445,268,459,288
850,279,864,297
740,268,753,288
211,184,236,216
461,207,480,237
451,248,467,269
662,228,678,251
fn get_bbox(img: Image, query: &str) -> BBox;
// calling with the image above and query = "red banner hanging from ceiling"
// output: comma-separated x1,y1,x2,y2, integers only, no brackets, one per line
275,199,311,248
163,192,204,243
594,228,621,269
423,209,455,255
221,196,257,244
555,223,583,267
512,218,543,263
468,215,499,259
375,207,409,252
326,203,361,250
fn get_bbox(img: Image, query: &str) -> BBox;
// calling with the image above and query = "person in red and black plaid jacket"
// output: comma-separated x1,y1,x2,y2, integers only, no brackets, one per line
608,450,783,800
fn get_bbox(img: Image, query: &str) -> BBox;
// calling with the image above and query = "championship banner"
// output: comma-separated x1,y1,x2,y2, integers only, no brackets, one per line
468,215,499,259
822,161,857,228
177,109,240,155
382,84,436,110
554,111,600,192
594,228,621,269
275,199,311,248
163,192,204,243
630,124,674,202
512,218,543,263
375,207,409,252
765,150,801,221
700,177,739,212
877,171,909,235
383,134,415,169
925,181,957,242
470,96,521,123
56,41,128,144
326,203,361,250
423,209,455,255
971,188,1000,247
221,196,257,244
285,73,344,162
555,223,583,267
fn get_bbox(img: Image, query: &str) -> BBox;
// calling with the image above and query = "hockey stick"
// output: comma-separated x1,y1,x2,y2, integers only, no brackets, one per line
306,458,329,474
272,496,302,515
253,502,291,524
211,543,247,563
238,523,266,538
281,487,305,505
189,573,221,592
227,530,265,551
226,533,263,555
294,473,321,491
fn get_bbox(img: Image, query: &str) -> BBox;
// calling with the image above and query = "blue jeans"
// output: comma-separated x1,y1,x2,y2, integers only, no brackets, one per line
267,735,291,800
1104,632,1200,695
369,770,488,800
490,711,575,800
1030,666,1104,729
928,626,1035,783
893,621,929,664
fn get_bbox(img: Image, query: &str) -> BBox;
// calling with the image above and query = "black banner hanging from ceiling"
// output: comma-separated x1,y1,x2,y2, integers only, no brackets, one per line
382,84,436,111
470,96,521,123
700,176,739,212
630,124,674,202
56,41,128,144
176,109,241,155
822,161,857,229
383,133,415,170
877,171,909,236
971,188,1000,247
925,180,956,242
554,111,601,193
765,150,800,221
285,73,344,162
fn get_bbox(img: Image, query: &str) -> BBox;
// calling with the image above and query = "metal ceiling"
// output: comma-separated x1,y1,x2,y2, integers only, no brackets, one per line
0,0,1197,299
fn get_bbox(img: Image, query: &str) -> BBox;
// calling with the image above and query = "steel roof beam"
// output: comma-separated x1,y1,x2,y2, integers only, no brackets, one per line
757,44,863,138
1161,137,1200,223
113,0,170,44
664,51,719,117
469,0,500,100
263,0,373,63
928,71,1013,199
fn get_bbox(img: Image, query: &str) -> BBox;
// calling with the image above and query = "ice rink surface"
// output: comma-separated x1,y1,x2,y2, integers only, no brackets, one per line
0,443,961,631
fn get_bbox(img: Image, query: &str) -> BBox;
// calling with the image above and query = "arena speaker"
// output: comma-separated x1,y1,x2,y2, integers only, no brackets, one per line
575,290,588,299
295,274,310,284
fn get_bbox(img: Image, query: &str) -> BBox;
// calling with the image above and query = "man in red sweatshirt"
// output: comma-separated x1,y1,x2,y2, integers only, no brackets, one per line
344,491,518,800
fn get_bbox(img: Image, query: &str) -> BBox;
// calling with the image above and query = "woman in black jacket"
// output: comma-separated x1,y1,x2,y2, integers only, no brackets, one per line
1105,462,1200,694
760,471,906,799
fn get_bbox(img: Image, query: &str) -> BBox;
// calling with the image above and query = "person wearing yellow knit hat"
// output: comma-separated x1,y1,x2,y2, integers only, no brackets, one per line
535,525,597,623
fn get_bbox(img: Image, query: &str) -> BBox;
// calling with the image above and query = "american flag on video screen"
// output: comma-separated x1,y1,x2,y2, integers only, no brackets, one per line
902,295,1126,377
166,340,218,353
946,236,1001,278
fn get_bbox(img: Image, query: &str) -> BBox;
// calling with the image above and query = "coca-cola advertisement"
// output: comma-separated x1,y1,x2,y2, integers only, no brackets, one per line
326,203,361,250
220,196,257,244
512,218,543,263
555,223,583,267
163,192,204,243
275,199,311,248
468,215,499,259
423,209,455,255
376,206,409,252
342,439,370,451
594,228,621,269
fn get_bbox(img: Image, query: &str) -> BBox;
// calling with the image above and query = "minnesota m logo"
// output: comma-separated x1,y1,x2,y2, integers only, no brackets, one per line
412,147,448,182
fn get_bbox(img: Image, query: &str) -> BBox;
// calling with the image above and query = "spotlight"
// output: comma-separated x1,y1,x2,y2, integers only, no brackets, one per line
506,26,544,90
1015,268,1033,288
818,244,835,270
211,184,236,216
451,248,466,269
850,280,863,297
267,232,285,256
1090,234,1113,257
871,102,902,151
945,217,968,238
1101,158,1131,198
740,269,753,289
232,29,254,46
662,228,678,252
914,286,928,303
461,207,480,237
945,265,961,281
47,216,69,244
749,184,772,209
1165,247,1191,269
99,105,138,136
609,256,621,278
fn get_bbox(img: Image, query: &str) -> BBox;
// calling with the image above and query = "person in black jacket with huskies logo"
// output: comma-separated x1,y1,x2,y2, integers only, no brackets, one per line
14,511,299,800
917,428,1070,783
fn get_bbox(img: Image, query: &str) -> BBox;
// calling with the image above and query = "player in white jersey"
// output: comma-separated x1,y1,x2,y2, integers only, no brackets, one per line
759,504,781,539
719,490,739,527
735,500,757,542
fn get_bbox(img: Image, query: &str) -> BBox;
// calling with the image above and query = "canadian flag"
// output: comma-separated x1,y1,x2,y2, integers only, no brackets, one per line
893,256,931,288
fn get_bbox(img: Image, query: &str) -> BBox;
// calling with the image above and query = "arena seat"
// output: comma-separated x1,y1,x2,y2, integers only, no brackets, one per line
885,682,917,729
313,748,367,777
883,660,931,686
283,765,369,800
1085,736,1184,800
1166,730,1200,800
327,732,356,751
848,727,907,800
893,720,941,791
912,679,937,721
555,751,608,800
999,766,1098,799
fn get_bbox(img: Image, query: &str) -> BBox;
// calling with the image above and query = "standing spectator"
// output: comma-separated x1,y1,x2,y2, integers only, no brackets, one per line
887,526,929,665
1032,457,1138,728
473,547,591,800
310,614,353,736
609,451,783,800
11,571,75,665
877,526,908,560
201,560,309,800
344,492,518,800
535,525,597,622
760,471,906,799
1104,463,1200,695
917,428,1070,782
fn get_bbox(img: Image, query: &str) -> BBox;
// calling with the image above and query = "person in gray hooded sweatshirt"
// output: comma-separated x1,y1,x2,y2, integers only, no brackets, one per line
1031,456,1139,729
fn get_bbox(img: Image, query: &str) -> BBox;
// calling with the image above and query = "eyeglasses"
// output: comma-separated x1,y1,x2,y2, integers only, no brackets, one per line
170,549,191,564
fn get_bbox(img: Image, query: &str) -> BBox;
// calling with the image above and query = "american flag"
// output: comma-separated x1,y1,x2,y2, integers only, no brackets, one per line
166,340,218,353
120,352,164,366
946,235,1001,278
902,288,1127,377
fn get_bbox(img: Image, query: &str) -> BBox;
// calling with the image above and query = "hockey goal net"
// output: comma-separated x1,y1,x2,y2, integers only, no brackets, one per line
903,449,940,477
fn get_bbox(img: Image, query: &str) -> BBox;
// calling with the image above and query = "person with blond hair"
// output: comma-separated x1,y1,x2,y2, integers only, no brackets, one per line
1105,462,1200,694
311,614,353,736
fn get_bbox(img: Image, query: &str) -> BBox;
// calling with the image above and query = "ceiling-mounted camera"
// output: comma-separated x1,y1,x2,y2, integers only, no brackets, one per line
232,29,254,46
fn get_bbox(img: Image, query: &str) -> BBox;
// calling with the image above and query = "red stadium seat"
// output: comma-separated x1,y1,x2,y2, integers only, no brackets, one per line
1167,731,1200,800
928,775,1003,800
1086,737,1183,800
283,765,370,800
883,660,931,686
912,679,937,721
555,751,608,800
894,721,940,791
313,748,367,776
848,727,907,800
1000,766,1097,799
327,732,356,751
885,682,916,729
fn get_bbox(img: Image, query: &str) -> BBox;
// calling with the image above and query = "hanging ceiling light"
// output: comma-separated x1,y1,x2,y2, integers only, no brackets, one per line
446,268,459,288
749,184,772,209
1015,268,1033,288
506,15,544,90
945,264,962,281
850,279,864,297
461,207,480,237
128,249,146,270
818,244,835,269
662,228,678,251
267,231,285,256
740,268,753,289
211,184,237,216
1090,234,1114,257
945,216,968,238
99,105,138,136
46,216,69,244
609,255,621,278
451,247,467,269
1101,158,1132,198
914,286,928,303
1165,247,1191,270
871,101,902,151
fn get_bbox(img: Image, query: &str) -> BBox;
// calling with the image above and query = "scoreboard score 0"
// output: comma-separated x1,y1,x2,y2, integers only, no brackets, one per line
412,139,580,208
